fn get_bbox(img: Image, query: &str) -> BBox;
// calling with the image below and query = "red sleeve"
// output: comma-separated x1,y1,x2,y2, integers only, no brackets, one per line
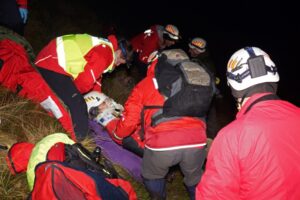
138,36,159,64
105,119,123,145
113,81,146,138
196,127,240,199
74,45,113,94
131,27,160,64
90,76,102,93
16,0,27,8
130,32,145,52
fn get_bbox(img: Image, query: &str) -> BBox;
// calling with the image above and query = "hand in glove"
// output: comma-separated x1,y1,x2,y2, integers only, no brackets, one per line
105,119,123,145
18,8,28,24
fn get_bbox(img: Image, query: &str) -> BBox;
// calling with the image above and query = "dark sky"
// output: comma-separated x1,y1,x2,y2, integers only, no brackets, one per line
31,0,298,105
87,0,298,105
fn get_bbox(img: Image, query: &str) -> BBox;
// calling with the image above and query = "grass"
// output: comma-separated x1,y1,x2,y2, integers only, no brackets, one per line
0,88,56,199
0,86,192,199
0,170,29,200
0,92,196,197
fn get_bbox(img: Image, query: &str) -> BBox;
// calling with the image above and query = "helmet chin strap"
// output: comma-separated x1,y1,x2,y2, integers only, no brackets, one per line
236,98,242,111
235,90,250,111
236,97,245,111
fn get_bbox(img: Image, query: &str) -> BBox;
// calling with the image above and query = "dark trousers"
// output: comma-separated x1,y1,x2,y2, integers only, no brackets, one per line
0,0,24,35
37,67,89,140
142,148,206,199
206,101,218,139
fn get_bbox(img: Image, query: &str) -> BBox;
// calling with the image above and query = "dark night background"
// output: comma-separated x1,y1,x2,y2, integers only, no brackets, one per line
102,0,298,106
25,0,299,109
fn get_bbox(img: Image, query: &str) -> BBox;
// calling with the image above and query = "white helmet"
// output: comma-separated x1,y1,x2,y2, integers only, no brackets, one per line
189,37,207,53
227,47,279,91
84,91,124,126
84,91,108,112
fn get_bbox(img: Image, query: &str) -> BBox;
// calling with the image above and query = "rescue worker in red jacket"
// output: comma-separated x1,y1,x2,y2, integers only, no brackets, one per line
0,0,28,35
0,37,76,140
196,47,300,200
106,49,208,200
35,34,133,141
130,24,180,79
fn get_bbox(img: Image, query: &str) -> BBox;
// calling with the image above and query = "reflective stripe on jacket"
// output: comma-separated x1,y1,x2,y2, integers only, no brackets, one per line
56,34,114,79
27,133,75,191
111,59,207,150
35,34,118,94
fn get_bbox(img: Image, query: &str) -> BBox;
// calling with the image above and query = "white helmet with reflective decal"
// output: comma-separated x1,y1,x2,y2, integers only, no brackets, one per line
84,91,108,112
227,47,279,91
84,91,124,126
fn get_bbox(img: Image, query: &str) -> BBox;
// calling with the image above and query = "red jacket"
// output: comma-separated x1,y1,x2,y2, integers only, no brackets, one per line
109,59,207,150
16,0,27,8
35,35,118,94
0,39,76,140
196,93,300,200
131,25,163,64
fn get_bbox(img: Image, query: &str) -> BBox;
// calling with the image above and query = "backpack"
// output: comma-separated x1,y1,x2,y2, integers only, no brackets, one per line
63,143,120,179
6,133,137,199
29,161,136,200
28,143,137,200
148,49,214,126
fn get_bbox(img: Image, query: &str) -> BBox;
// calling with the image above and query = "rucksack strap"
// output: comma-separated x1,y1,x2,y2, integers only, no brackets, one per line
140,105,186,140
64,143,119,179
0,59,3,70
244,93,280,114
140,105,163,140
151,111,182,127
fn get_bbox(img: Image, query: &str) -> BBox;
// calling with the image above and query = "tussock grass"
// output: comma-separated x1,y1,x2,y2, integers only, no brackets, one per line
0,88,63,144
0,170,29,200
0,87,66,198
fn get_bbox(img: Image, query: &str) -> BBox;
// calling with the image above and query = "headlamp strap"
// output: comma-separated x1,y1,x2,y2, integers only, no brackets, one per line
227,63,277,83
119,40,127,60
244,47,256,57
226,70,250,83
